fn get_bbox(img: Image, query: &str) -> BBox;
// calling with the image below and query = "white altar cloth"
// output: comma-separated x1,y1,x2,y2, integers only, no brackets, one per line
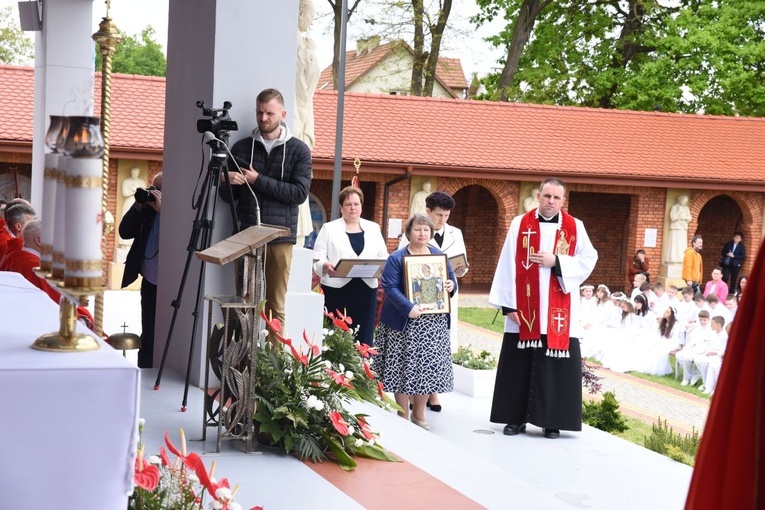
0,271,140,510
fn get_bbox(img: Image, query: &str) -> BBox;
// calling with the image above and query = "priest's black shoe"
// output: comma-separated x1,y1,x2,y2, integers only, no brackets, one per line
543,428,560,439
503,423,526,436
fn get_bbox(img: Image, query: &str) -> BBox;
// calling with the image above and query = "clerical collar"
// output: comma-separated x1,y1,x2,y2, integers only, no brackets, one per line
538,213,559,223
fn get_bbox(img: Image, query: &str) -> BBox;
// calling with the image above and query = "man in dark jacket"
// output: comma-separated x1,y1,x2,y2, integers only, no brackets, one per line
720,231,745,288
120,172,162,368
220,88,312,336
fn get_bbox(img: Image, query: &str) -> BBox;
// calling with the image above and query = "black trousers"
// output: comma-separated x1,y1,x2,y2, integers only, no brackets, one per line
139,279,157,368
722,264,740,290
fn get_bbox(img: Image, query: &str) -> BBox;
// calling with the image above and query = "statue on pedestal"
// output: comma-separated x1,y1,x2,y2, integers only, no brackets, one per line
119,167,144,250
294,0,319,247
667,195,691,264
410,180,432,216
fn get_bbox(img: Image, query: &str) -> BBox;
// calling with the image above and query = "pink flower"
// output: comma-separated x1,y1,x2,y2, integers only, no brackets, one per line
356,416,375,441
329,411,350,436
325,368,354,389
354,343,379,358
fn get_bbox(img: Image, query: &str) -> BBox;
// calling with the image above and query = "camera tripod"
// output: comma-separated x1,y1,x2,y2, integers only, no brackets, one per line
153,134,239,411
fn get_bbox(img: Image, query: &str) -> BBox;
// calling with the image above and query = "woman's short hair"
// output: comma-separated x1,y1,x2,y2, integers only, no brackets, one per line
404,213,435,239
338,185,364,206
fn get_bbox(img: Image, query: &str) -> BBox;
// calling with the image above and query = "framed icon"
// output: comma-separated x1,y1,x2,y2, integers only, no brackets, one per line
403,254,451,314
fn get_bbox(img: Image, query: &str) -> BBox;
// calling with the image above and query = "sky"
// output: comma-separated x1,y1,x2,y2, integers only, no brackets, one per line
3,0,505,78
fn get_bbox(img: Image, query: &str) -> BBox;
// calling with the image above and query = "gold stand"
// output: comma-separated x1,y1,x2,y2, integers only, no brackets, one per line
32,282,104,352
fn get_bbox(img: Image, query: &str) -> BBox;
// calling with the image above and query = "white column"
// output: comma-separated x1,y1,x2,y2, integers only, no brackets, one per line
156,0,299,382
31,0,96,211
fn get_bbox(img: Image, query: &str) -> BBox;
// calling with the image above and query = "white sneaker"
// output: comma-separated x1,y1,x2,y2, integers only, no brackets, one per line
703,388,714,395
681,379,690,386
698,385,706,392
690,374,700,386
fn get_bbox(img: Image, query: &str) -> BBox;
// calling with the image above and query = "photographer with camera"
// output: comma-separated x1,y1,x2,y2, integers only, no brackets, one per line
120,172,162,368
219,88,312,342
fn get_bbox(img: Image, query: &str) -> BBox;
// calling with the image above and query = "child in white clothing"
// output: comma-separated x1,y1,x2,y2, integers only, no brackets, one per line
676,310,713,386
695,317,729,395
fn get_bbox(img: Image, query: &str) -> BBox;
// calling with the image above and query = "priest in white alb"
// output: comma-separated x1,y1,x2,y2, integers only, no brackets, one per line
489,178,598,439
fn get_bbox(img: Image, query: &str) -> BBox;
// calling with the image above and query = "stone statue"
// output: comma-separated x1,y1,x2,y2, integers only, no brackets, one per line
294,0,319,245
523,187,539,212
121,167,144,219
410,180,432,216
667,194,691,263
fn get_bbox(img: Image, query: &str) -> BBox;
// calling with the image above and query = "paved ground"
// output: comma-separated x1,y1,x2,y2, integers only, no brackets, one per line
457,288,710,436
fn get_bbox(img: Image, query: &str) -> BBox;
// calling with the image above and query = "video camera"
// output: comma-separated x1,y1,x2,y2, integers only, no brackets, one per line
196,100,238,136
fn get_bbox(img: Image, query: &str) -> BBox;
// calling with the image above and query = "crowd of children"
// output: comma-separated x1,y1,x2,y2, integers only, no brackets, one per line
579,273,743,396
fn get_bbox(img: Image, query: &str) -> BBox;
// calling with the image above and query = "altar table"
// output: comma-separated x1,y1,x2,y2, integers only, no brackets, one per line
0,271,140,510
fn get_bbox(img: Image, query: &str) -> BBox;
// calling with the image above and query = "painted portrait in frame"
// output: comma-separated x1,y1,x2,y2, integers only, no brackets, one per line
403,254,451,315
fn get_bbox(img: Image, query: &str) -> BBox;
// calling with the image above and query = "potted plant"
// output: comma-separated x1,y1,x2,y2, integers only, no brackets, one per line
451,345,498,398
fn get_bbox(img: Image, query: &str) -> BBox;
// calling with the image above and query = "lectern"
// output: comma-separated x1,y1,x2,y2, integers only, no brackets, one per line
196,224,289,452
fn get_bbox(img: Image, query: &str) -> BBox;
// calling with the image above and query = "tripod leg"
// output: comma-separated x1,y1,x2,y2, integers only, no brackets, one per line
181,243,210,411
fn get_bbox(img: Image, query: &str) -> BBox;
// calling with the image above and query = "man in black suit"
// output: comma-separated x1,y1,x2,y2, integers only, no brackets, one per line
120,172,162,368
720,231,745,289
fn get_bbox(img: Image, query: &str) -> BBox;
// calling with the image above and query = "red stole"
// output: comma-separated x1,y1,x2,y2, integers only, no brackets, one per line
515,210,577,356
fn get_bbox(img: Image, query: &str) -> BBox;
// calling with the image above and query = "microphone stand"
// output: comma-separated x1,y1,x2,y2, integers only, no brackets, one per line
153,133,240,412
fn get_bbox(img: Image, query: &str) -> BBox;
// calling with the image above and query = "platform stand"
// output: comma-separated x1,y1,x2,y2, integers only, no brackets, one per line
196,224,289,453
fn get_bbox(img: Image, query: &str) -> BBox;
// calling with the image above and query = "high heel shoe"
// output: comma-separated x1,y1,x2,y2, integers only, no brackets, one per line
426,399,442,412
410,414,430,431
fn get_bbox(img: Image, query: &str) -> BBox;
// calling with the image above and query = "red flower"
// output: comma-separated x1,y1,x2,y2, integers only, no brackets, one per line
260,307,283,333
324,309,353,332
377,381,385,399
329,411,350,436
164,430,197,470
134,449,160,491
363,361,375,380
159,446,171,467
355,343,379,358
356,416,375,440
287,343,308,366
325,368,354,389
303,330,321,356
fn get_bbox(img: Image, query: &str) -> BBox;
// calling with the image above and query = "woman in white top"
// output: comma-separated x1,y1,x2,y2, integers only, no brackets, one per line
312,186,389,345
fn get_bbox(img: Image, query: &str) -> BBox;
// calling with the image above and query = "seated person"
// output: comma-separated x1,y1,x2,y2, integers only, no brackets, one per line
704,293,732,324
3,219,94,329
693,316,728,395
676,310,713,387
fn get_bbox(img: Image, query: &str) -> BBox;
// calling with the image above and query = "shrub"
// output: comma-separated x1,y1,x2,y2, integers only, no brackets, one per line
582,391,629,433
644,418,700,466
452,345,497,370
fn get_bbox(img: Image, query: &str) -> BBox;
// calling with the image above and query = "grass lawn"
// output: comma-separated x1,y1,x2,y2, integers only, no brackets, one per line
460,307,504,334
627,356,711,400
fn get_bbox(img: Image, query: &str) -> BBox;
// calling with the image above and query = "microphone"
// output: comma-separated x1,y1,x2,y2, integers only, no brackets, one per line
202,131,260,226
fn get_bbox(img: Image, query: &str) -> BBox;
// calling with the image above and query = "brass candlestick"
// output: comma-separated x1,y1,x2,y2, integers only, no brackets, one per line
33,289,100,352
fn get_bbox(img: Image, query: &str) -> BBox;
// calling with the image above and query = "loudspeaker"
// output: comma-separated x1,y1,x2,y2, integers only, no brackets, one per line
17,1,41,32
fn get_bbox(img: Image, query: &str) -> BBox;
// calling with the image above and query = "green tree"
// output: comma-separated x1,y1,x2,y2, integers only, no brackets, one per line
95,26,166,77
0,6,34,65
473,1,765,116
326,0,364,89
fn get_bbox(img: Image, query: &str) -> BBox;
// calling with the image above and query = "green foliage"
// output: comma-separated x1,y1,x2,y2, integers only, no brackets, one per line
0,6,34,65
254,311,400,470
582,391,629,434
472,0,765,116
644,418,701,466
452,344,497,370
95,26,166,77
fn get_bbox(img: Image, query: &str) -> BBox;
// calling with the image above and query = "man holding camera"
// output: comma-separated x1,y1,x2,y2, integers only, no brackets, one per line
220,88,312,340
120,172,162,368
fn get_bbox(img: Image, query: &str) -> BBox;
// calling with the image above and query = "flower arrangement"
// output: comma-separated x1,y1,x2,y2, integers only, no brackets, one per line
452,344,498,370
254,306,401,471
130,421,260,510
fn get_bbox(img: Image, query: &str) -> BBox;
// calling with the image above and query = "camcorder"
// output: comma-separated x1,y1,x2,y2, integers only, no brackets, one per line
196,100,238,136
135,186,157,204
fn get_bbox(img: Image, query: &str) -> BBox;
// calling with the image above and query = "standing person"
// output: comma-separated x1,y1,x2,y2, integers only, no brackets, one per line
120,172,162,368
375,214,456,431
703,267,729,303
399,190,469,412
719,232,745,288
628,249,650,282
682,235,704,294
312,186,388,346
220,88,312,339
489,178,598,439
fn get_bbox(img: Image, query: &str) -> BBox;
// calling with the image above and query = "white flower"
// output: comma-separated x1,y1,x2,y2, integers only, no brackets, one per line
148,455,161,465
284,367,292,375
323,360,332,369
229,503,242,510
322,344,330,352
138,417,145,428
367,439,376,446
216,487,233,501
208,501,223,510
347,426,355,435
354,439,364,447
345,370,354,380
339,363,345,373
305,394,325,411
260,329,269,338
188,472,199,483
